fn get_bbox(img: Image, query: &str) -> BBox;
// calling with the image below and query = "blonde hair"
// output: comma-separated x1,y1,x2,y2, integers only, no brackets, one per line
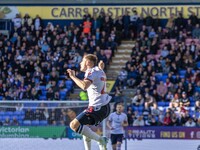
84,54,98,66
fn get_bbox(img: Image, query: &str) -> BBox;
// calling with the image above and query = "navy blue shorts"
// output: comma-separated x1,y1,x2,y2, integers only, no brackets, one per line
76,103,110,126
111,134,123,145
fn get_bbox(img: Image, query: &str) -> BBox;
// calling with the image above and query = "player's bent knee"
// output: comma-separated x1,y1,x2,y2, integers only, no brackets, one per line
70,119,80,132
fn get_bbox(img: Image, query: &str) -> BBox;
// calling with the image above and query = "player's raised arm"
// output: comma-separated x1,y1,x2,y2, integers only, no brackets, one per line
67,69,91,90
98,60,105,70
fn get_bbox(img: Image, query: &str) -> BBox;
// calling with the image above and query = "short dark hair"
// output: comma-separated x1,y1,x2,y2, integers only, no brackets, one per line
85,54,98,66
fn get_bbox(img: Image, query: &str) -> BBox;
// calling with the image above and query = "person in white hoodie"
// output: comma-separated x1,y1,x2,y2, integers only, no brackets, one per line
185,117,196,127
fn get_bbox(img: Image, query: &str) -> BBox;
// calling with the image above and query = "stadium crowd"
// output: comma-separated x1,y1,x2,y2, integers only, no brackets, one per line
0,10,200,127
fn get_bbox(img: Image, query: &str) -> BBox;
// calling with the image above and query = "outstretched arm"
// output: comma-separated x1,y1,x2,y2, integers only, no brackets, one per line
67,69,91,90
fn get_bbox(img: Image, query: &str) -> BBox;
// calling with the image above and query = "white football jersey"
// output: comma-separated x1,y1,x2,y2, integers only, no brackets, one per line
84,66,111,107
108,112,128,134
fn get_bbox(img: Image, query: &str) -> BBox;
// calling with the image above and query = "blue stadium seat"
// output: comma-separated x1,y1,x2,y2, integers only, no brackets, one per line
132,106,139,111
197,61,200,68
138,106,144,112
65,80,73,87
0,96,3,100
18,115,24,120
45,75,50,82
32,120,39,126
11,115,18,120
5,111,13,116
195,112,200,118
59,90,67,98
158,102,165,107
165,102,170,106
18,120,23,125
0,111,5,116
23,120,31,126
195,87,200,93
155,75,162,82
39,120,48,126
179,70,186,76
161,75,168,82
190,102,195,107
39,96,47,100
40,86,46,91
59,75,66,80
13,111,22,116
21,111,25,116
2,116,10,121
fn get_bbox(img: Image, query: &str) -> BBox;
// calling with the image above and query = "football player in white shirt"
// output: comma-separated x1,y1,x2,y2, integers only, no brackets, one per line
67,54,111,150
107,103,128,150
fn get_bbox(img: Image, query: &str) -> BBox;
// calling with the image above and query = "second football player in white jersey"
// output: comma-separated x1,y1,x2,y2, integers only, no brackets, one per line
107,103,128,150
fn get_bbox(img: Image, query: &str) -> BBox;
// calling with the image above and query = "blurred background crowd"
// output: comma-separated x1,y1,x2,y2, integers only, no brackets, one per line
0,9,200,127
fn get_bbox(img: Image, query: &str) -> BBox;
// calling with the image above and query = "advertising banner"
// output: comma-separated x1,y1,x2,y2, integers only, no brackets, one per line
0,126,66,138
1,5,200,20
125,126,200,140
106,80,115,93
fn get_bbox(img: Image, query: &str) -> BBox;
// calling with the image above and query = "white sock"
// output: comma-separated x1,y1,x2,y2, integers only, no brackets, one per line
81,125,101,142
83,135,91,150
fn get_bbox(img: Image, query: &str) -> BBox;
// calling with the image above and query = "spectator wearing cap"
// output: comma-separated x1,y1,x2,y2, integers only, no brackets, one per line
180,92,190,107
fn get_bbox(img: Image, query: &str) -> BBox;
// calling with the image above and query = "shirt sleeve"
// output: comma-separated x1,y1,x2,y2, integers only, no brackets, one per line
84,70,96,83
108,113,113,122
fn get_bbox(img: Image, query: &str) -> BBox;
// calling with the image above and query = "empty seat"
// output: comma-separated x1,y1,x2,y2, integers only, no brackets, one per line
0,111,5,116
0,96,3,100
158,102,165,107
23,120,31,126
197,61,200,69
2,116,10,121
179,70,186,76
40,120,48,126
5,111,13,116
161,75,168,82
65,80,73,87
138,106,144,112
165,102,170,106
32,120,40,126
40,86,46,91
39,96,47,100
13,111,22,116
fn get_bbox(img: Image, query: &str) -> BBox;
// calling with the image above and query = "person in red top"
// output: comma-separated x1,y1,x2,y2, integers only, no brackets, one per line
83,18,92,34
163,112,172,126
